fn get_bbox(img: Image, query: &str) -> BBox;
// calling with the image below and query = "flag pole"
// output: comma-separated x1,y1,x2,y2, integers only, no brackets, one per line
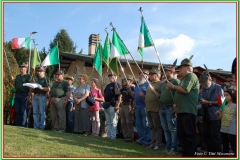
3,48,13,77
57,41,60,71
28,32,32,74
109,23,159,99
109,22,151,86
116,57,129,86
138,7,168,82
123,54,141,90
28,31,37,74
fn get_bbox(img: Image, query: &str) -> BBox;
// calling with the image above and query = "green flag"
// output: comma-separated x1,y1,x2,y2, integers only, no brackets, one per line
110,28,130,58
41,45,59,66
109,57,118,76
93,42,103,76
220,98,227,111
102,33,111,66
30,46,41,75
138,16,154,60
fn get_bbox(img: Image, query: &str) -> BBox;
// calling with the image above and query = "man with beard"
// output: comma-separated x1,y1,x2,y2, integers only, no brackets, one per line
131,70,151,146
167,58,199,156
199,71,223,153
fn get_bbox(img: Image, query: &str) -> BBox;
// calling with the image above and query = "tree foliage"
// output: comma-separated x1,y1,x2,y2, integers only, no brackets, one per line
3,43,20,123
49,29,77,53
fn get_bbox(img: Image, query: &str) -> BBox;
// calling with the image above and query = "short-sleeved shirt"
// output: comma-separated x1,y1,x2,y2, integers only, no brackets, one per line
89,88,104,111
159,78,179,107
104,82,121,102
174,72,199,116
202,82,224,120
74,84,90,109
120,86,134,103
220,104,236,135
145,81,162,112
32,76,50,95
15,74,31,93
134,82,149,109
50,80,70,97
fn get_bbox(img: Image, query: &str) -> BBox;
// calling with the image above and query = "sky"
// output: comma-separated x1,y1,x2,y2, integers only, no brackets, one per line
3,2,237,72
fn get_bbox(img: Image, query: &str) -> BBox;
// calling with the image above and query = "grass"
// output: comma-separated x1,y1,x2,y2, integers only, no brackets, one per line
3,125,181,158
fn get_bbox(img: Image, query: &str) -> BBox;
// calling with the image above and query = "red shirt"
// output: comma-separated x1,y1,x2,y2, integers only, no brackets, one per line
89,88,103,111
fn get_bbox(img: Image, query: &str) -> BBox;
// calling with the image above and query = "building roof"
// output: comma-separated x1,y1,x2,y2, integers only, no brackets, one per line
55,52,232,83
58,52,172,72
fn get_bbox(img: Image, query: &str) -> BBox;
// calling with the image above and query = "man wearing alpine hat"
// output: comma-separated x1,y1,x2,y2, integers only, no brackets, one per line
167,58,199,156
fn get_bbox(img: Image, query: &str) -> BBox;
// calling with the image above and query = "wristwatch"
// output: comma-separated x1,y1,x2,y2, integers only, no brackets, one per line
172,85,175,89
209,101,212,105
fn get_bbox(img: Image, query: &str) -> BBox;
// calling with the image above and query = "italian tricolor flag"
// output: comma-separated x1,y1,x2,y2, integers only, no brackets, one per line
41,45,59,66
138,16,154,60
217,94,227,110
110,28,129,59
12,37,31,49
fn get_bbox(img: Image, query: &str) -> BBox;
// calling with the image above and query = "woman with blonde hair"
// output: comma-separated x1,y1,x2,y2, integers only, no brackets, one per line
73,74,91,136
89,78,104,136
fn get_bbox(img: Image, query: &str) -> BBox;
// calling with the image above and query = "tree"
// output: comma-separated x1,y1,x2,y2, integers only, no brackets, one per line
78,48,83,54
3,43,20,124
49,29,77,53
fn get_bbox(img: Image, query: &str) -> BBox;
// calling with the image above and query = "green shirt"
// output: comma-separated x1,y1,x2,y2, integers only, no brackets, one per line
32,77,50,94
50,80,70,97
15,74,31,93
174,73,199,115
145,81,162,112
159,78,179,106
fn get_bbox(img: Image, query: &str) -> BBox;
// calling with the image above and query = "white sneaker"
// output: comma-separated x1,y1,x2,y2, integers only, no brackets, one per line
153,146,160,150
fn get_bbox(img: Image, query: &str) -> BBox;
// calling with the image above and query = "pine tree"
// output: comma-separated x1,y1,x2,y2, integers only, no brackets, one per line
49,29,77,53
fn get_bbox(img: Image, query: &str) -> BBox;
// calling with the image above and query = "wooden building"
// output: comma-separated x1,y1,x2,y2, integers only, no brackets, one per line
53,52,233,88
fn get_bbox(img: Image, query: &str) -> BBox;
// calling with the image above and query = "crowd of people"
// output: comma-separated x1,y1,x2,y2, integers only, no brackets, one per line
9,57,237,157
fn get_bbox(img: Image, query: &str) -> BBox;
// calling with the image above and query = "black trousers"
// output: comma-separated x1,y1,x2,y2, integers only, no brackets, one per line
221,132,236,155
177,113,197,156
203,119,221,152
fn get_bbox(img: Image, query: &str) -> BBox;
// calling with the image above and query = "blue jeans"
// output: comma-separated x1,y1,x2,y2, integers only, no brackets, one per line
32,95,47,129
66,101,74,132
15,93,28,127
135,108,151,145
160,106,178,151
104,106,117,138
